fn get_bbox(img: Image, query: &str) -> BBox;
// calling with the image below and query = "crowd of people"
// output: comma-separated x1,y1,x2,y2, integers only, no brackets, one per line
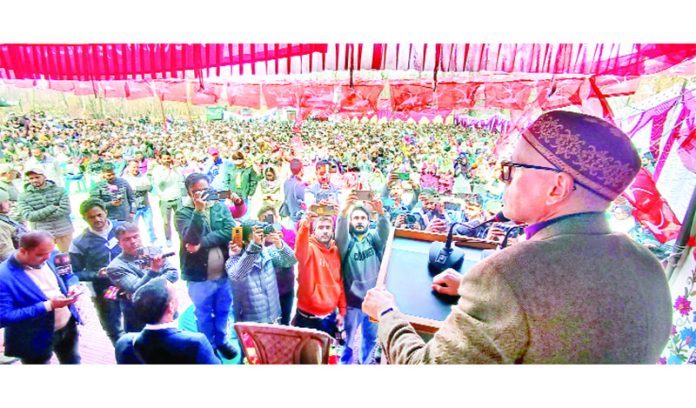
0,109,673,364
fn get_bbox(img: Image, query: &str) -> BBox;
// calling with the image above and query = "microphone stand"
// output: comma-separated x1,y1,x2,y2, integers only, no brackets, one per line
499,225,526,249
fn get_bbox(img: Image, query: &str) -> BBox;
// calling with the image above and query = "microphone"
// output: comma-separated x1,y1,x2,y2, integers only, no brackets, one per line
489,211,509,223
428,212,510,275
54,253,73,276
428,221,467,275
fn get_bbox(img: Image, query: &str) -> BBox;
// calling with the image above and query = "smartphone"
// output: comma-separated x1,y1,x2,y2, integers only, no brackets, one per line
232,226,244,247
355,190,373,201
203,190,231,201
69,288,85,298
263,214,275,224
311,204,337,216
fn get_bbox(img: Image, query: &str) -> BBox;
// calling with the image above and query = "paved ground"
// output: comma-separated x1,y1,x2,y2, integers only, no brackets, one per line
1,187,373,365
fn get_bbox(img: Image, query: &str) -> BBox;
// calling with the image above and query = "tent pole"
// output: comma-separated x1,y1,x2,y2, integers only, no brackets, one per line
667,186,696,283
186,79,193,129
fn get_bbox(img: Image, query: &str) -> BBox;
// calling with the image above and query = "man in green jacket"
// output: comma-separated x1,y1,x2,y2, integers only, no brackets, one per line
17,165,74,252
363,111,672,364
175,172,238,360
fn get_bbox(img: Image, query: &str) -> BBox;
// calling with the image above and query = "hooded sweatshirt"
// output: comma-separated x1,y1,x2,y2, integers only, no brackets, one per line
294,219,346,317
335,213,391,308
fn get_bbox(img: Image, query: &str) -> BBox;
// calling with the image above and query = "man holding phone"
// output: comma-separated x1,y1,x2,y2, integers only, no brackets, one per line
225,219,297,325
256,206,296,325
293,204,346,337
0,231,84,364
336,192,391,364
175,173,237,360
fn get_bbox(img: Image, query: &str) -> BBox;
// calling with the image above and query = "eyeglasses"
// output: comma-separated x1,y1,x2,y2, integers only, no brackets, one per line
499,160,577,191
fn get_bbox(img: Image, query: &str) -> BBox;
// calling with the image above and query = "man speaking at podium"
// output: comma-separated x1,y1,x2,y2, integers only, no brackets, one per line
362,111,672,364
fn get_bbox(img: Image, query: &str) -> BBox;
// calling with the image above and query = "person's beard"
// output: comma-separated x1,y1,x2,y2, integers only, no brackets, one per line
350,224,367,236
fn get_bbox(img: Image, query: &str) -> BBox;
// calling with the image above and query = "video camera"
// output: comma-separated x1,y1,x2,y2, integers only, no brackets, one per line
135,247,176,267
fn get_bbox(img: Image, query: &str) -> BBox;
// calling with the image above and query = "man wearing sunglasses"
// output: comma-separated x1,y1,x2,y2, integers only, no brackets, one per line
363,110,672,364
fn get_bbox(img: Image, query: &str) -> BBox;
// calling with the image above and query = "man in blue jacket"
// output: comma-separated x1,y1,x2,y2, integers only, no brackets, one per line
0,230,83,364
115,278,220,364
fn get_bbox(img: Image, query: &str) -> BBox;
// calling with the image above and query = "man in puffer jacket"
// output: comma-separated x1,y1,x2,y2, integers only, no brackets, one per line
225,219,297,325
17,165,74,252
336,191,391,364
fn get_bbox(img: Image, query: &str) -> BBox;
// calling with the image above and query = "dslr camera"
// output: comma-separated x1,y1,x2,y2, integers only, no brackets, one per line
255,222,276,235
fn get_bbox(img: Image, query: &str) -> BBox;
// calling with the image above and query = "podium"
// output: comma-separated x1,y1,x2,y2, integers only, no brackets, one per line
376,228,497,334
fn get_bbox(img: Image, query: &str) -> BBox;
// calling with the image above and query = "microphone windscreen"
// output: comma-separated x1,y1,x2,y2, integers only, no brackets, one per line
493,211,510,223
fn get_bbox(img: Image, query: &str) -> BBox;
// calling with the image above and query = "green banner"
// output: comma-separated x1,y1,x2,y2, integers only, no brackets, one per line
206,106,224,121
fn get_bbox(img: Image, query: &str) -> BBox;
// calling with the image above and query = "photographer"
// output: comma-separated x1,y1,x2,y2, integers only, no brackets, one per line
257,205,296,325
106,222,178,333
381,171,420,224
336,191,391,364
175,172,237,360
89,162,135,222
225,219,297,325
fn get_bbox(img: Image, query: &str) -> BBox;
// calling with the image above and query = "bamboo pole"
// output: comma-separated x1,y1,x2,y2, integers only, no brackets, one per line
185,79,194,130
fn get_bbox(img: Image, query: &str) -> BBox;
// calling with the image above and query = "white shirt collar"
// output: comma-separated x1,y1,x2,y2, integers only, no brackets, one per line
89,219,113,238
144,320,178,331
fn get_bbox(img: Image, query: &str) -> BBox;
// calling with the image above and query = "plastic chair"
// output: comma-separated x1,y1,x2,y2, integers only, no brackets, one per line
233,322,332,364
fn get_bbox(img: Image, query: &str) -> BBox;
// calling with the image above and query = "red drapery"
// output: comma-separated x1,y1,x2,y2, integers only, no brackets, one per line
623,168,682,244
2,44,694,80
227,83,261,109
338,83,383,113
390,81,435,112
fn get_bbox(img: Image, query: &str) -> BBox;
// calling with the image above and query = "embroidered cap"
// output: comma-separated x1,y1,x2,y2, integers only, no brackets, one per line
522,110,641,201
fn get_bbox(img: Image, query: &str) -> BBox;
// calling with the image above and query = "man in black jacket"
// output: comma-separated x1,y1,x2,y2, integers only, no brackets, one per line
69,198,125,345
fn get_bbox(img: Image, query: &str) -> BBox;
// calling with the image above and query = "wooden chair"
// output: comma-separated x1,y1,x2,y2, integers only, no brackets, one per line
233,322,333,364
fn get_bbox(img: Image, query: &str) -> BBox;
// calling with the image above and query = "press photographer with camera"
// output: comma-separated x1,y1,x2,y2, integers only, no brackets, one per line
175,172,238,360
225,218,297,325
106,222,179,333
